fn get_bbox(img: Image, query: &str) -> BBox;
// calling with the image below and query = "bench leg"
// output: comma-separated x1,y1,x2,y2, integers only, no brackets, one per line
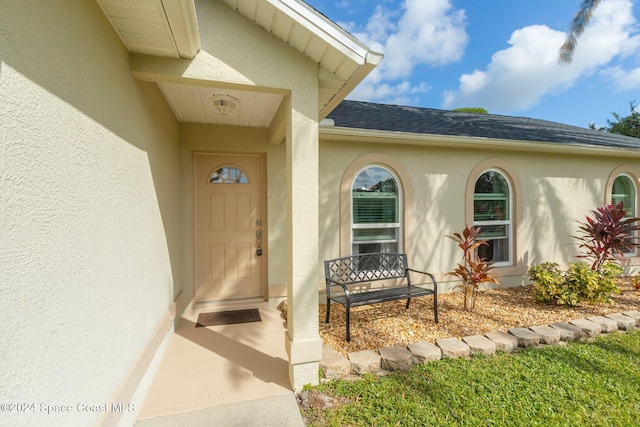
434,293,439,323
325,298,331,323
346,308,351,342
405,297,411,310
345,305,351,342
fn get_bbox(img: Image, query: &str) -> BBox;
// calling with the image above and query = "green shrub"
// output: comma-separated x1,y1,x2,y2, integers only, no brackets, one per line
575,262,622,304
528,262,621,306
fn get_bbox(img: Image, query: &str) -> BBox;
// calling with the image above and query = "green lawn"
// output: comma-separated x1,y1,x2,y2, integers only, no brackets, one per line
302,331,640,426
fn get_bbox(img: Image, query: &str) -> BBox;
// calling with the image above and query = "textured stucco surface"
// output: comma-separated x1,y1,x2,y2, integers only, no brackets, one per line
319,139,640,289
1,1,180,425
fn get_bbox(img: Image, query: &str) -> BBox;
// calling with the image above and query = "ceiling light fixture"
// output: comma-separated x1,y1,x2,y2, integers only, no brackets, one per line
212,94,239,116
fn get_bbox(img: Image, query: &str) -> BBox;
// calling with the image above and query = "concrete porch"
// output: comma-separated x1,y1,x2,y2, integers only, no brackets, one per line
135,301,304,426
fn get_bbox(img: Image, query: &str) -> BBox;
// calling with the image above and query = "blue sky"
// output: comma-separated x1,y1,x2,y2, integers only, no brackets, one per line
305,0,640,128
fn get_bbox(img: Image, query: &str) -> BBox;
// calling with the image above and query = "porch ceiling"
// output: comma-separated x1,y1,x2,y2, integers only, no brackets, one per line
97,0,381,127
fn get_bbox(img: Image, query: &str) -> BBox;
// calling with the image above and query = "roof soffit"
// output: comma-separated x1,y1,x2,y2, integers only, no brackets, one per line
96,0,201,59
97,0,381,126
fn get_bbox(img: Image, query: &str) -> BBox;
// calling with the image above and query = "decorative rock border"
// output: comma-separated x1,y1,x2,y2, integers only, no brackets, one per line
319,311,640,380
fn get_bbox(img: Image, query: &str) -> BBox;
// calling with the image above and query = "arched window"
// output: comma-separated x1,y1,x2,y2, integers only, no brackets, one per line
474,170,511,264
209,165,248,184
612,174,637,255
351,166,401,254
612,174,636,215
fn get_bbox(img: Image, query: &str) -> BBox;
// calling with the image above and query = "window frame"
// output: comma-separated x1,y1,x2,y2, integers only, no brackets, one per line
208,164,249,184
608,170,639,257
350,165,403,255
465,159,522,273
472,168,513,266
339,154,412,258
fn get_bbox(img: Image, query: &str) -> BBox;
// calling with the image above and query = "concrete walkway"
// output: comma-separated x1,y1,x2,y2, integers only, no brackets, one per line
135,301,303,426
136,394,303,427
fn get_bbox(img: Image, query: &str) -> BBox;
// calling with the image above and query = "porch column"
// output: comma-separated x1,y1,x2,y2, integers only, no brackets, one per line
284,90,323,391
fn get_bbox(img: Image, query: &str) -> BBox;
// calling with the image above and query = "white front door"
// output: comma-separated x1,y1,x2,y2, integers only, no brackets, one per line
194,153,264,303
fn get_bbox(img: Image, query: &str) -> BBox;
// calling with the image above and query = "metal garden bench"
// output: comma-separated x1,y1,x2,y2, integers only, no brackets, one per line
324,253,438,342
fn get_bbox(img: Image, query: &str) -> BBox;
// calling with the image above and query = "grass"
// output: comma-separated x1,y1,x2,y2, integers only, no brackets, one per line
301,331,640,426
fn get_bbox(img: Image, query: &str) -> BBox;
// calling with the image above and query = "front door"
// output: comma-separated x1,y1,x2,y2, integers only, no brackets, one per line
194,153,264,303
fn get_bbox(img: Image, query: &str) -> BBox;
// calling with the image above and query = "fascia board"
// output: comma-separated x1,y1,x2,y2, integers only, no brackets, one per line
162,0,201,58
272,0,381,65
319,57,382,120
319,126,640,158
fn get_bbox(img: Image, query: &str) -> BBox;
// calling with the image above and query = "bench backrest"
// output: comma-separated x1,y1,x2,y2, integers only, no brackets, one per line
324,253,408,285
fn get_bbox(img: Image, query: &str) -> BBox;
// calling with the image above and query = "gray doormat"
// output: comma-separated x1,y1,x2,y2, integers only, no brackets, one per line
196,309,261,327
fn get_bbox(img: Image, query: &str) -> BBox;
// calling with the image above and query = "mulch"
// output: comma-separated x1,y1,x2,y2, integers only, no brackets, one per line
320,279,640,356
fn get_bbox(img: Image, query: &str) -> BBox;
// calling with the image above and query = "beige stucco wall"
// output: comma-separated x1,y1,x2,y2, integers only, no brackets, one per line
319,139,640,290
0,1,181,425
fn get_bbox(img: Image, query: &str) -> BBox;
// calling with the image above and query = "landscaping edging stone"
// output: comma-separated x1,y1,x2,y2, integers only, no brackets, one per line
529,325,562,345
435,337,471,359
508,327,541,348
569,318,602,338
462,334,496,355
549,322,584,340
319,312,639,381
605,313,636,330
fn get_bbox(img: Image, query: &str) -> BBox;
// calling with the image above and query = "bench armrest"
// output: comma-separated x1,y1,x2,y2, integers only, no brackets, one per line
325,278,349,296
406,268,438,292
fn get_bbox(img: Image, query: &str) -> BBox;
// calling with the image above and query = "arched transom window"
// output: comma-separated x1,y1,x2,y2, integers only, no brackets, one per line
351,166,401,255
474,170,511,264
209,166,248,184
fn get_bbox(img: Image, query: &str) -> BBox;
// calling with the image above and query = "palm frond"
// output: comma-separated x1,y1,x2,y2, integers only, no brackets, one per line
559,0,602,64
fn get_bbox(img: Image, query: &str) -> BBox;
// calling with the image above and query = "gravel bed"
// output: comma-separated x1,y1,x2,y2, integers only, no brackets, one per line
320,280,640,356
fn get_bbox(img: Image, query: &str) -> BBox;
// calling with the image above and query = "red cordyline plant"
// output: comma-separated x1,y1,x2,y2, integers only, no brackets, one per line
447,225,501,312
575,201,640,270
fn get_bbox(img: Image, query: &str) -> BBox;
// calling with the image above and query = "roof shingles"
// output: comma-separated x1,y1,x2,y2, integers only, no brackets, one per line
326,100,640,150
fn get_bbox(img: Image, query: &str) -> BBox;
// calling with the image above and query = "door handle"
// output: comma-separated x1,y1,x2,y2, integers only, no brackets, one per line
256,229,262,256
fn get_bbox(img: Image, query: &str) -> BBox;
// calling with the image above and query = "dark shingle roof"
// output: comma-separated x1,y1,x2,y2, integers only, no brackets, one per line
326,100,640,150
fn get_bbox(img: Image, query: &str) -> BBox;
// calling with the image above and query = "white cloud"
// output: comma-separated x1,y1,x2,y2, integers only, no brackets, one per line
346,0,468,103
603,66,640,90
443,0,640,113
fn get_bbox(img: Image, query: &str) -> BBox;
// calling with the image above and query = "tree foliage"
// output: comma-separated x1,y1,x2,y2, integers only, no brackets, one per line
453,107,488,114
590,102,640,138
